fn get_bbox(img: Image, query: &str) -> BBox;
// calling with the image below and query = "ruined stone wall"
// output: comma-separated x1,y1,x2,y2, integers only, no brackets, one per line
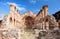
34,5,49,30
0,4,60,39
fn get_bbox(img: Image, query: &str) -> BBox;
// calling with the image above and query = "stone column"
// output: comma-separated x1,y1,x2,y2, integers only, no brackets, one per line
43,5,49,30
46,22,49,30
41,23,42,29
42,9,44,18
43,5,48,17
42,22,45,30
41,9,45,30
10,4,16,27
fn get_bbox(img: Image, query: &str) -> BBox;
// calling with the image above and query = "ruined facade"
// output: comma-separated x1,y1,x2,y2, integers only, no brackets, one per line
34,5,59,30
0,4,60,39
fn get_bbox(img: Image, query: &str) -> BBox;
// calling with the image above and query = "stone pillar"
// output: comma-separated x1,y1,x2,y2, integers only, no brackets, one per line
14,8,17,27
39,10,43,30
41,9,45,30
40,23,42,29
39,10,42,18
43,5,49,30
10,4,16,14
43,5,48,17
42,9,44,18
46,22,49,30
42,22,45,30
10,4,16,27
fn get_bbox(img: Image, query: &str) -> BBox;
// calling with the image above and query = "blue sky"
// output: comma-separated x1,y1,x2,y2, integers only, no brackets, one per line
0,0,60,19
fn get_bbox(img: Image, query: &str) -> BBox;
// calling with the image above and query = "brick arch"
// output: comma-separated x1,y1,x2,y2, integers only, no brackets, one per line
44,16,49,22
24,16,35,29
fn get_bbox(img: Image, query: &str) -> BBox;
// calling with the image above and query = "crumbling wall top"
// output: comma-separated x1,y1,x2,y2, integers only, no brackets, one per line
10,4,16,7
42,5,48,9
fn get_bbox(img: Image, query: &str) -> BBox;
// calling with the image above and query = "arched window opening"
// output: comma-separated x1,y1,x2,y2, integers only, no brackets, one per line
25,16,34,29
46,18,48,22
10,17,12,22
14,19,15,22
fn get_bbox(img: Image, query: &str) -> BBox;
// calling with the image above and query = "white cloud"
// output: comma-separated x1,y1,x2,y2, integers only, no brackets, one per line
0,13,4,20
7,2,17,6
29,0,37,3
16,7,25,11
7,2,26,11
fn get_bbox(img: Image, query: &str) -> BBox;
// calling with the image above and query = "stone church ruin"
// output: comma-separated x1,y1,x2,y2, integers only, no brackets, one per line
0,4,60,39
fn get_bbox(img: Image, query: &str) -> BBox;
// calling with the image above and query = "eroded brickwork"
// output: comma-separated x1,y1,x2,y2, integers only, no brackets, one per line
0,4,60,39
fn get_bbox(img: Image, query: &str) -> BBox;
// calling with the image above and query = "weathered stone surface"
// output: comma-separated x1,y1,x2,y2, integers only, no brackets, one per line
0,4,60,39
